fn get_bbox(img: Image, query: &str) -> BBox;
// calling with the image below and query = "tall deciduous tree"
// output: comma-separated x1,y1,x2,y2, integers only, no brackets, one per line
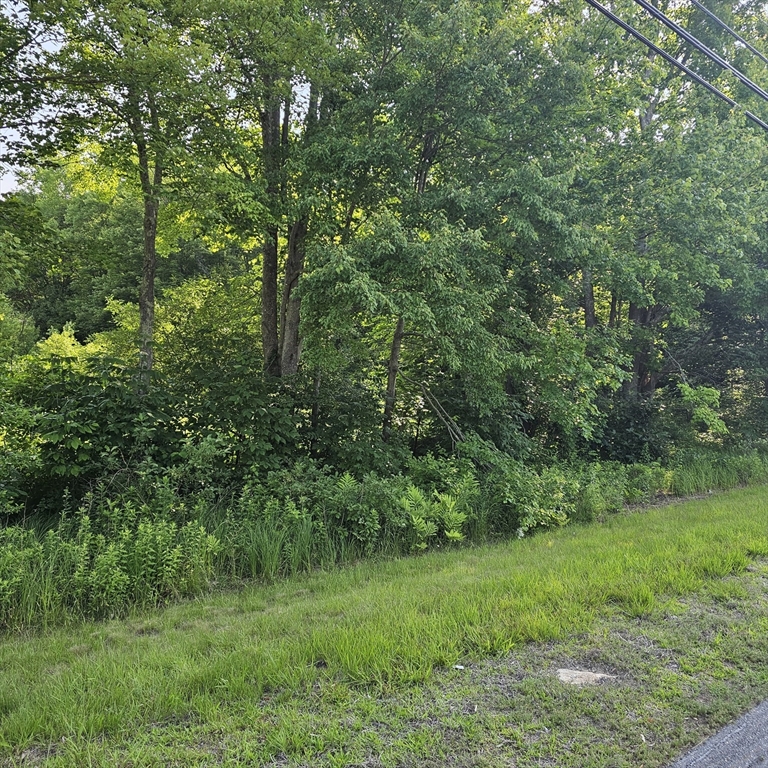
201,0,329,377
6,0,225,374
567,0,768,403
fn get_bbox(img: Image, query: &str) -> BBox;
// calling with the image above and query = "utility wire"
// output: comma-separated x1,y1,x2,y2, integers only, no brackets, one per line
690,0,768,68
630,0,768,104
583,0,768,132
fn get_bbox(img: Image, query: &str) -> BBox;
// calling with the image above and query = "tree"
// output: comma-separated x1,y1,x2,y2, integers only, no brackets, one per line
194,0,330,377
566,0,768,402
6,0,226,373
298,0,614,450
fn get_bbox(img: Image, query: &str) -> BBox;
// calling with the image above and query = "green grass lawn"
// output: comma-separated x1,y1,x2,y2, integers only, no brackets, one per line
2,486,768,767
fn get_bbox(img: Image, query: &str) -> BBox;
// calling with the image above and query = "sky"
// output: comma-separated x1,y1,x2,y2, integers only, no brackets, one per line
0,171,18,194
1,126,20,194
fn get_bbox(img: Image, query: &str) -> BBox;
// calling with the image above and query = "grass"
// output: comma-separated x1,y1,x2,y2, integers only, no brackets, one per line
670,449,768,496
1,485,768,766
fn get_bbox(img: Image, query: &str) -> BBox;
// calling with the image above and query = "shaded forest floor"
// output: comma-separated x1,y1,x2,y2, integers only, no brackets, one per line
4,487,768,767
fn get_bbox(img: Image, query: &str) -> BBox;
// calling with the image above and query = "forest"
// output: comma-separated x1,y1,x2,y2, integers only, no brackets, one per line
1,0,768,628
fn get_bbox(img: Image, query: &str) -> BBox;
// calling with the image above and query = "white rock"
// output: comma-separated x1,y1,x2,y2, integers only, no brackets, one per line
557,668,616,685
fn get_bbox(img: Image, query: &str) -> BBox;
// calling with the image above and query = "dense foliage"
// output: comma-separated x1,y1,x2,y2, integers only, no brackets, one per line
1,0,768,626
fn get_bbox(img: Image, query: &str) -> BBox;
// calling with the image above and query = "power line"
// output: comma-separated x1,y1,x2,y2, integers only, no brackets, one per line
583,0,768,132
630,0,768,104
690,0,768,69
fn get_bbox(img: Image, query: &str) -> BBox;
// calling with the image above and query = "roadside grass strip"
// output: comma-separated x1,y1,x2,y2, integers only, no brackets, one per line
1,486,767,766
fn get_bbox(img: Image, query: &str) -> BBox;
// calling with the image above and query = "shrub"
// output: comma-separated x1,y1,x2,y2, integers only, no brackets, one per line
481,461,572,536
624,462,670,502
0,398,41,521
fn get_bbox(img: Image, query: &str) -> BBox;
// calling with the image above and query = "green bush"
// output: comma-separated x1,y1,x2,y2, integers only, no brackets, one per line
624,462,670,502
480,462,571,536
396,474,479,552
201,459,485,579
571,463,627,523
5,341,179,508
0,398,41,521
571,461,671,523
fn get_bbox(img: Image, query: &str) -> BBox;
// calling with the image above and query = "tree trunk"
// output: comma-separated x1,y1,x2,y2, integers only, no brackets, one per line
133,112,162,378
415,131,439,194
139,195,159,374
623,302,643,400
261,228,280,376
621,64,664,400
279,218,308,376
608,294,618,328
623,302,660,400
380,137,438,437
583,267,597,329
260,89,283,377
382,316,405,442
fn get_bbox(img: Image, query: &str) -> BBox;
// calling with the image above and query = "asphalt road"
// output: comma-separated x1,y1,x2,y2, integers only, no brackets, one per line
670,699,768,767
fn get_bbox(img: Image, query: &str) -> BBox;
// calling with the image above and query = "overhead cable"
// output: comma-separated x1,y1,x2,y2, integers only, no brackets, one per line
630,0,768,104
583,0,768,132
690,0,768,68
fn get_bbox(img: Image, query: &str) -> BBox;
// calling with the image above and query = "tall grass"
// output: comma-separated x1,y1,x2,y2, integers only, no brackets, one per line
0,518,219,631
670,448,768,496
240,520,285,581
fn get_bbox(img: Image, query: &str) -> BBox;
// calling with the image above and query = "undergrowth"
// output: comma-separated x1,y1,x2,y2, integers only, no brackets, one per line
2,444,768,631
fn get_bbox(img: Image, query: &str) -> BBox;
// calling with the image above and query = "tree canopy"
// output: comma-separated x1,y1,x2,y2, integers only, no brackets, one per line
1,0,768,517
